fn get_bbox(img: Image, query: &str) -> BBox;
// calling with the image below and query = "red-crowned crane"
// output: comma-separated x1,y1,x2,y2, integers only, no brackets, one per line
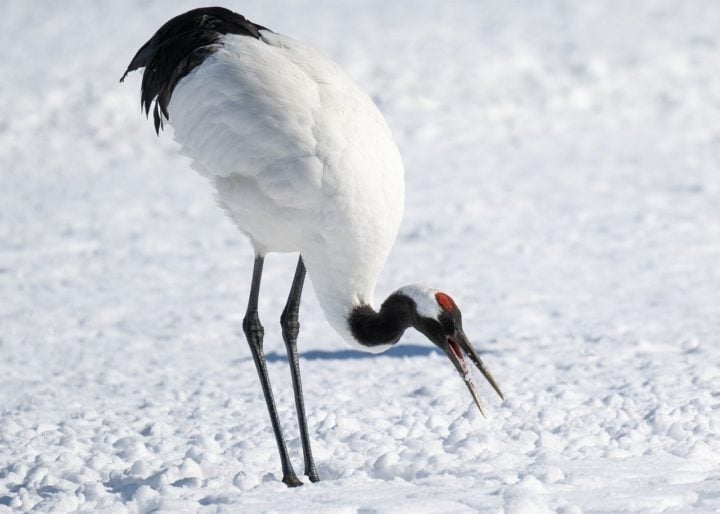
121,6,503,487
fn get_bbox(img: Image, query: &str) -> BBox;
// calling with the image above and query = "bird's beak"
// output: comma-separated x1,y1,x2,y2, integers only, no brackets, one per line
444,329,504,416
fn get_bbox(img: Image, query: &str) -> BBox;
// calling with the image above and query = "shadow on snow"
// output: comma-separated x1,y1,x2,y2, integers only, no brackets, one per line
265,343,441,362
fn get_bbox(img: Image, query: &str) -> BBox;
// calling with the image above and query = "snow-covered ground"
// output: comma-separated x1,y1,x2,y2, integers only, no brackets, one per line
2,1,719,512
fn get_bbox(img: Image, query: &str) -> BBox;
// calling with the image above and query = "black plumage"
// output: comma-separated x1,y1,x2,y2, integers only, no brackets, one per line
349,294,415,347
120,7,268,133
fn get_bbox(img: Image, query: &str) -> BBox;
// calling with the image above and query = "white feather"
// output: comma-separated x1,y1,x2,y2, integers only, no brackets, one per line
396,285,442,319
167,31,405,348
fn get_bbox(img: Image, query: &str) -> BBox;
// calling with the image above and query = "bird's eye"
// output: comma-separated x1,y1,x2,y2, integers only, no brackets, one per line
439,314,454,334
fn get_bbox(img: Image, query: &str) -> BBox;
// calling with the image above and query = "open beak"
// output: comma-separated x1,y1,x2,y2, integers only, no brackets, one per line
444,330,504,416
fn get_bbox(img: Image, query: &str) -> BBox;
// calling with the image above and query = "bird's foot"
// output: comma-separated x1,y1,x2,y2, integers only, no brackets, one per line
306,470,320,483
282,473,304,488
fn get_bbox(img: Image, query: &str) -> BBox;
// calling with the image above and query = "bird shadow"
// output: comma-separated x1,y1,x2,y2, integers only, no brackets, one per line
265,344,441,362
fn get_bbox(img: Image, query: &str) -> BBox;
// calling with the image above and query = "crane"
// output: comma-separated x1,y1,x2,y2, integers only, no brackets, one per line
121,6,503,487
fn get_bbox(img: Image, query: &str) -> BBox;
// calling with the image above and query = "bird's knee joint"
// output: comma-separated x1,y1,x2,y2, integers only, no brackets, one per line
280,312,300,341
280,315,299,330
280,309,299,328
243,314,265,343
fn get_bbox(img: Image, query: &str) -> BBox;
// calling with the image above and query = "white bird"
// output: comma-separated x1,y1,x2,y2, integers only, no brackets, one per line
122,6,503,487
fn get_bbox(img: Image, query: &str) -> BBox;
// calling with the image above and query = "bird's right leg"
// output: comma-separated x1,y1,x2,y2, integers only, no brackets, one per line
242,255,303,487
280,256,320,482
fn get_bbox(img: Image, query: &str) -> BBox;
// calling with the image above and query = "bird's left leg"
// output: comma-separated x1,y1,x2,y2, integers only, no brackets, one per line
243,255,303,487
280,256,320,482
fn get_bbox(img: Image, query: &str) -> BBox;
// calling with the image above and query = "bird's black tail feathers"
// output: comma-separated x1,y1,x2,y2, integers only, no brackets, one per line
120,7,268,134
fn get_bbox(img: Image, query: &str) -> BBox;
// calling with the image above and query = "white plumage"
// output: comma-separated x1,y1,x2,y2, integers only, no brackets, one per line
169,32,404,348
123,7,502,487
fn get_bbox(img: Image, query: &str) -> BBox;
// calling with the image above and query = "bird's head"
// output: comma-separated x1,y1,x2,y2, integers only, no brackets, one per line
397,285,504,415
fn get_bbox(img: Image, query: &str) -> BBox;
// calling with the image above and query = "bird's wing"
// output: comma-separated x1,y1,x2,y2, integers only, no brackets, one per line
120,7,268,134
166,32,347,218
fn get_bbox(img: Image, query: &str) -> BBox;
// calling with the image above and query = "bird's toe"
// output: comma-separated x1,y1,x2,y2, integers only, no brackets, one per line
282,474,304,488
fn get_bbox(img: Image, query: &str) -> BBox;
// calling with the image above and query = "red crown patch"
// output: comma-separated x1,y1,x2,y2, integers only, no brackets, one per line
435,292,455,312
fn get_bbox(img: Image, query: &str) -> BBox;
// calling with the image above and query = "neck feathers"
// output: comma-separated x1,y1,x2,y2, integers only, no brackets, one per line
348,293,414,348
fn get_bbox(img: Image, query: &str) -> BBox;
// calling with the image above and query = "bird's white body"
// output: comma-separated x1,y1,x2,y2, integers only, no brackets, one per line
167,32,404,349
125,11,502,484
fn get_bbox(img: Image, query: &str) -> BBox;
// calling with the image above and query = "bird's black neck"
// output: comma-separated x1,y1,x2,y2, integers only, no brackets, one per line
348,293,414,348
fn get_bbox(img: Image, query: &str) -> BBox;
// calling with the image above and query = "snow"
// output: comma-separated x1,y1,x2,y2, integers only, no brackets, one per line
1,1,719,512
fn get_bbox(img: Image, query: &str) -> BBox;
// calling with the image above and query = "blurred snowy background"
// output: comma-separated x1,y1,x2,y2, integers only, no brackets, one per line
1,1,719,512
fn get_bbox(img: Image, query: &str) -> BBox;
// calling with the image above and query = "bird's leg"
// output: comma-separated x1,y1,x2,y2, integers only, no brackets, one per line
242,255,303,488
280,256,320,483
